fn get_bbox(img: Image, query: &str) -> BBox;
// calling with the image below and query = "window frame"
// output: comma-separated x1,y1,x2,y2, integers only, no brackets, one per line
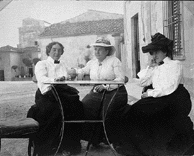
163,0,185,60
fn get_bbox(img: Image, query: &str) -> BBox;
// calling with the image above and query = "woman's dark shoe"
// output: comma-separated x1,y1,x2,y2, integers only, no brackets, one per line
69,146,82,155
102,137,109,145
60,151,71,156
59,141,82,155
92,143,101,148
58,148,81,156
91,143,104,149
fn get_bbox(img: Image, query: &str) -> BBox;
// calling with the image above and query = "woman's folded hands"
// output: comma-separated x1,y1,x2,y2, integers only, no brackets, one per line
54,76,66,81
94,85,108,93
67,68,77,80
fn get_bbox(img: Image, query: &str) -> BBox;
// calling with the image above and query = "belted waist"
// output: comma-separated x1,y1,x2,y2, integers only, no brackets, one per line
92,84,125,93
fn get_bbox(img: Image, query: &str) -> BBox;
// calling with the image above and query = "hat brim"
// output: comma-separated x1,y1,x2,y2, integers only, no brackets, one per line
90,43,113,47
91,43,115,56
142,44,163,53
142,38,173,53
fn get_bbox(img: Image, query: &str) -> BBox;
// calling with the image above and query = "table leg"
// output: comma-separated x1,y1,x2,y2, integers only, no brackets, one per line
51,84,120,156
102,87,119,156
50,85,65,156
85,87,120,156
85,90,106,156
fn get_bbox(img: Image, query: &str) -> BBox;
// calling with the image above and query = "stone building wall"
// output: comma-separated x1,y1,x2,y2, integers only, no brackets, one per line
123,1,194,99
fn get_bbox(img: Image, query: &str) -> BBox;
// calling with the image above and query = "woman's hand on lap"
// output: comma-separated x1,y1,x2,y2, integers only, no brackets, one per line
54,76,66,81
94,85,106,93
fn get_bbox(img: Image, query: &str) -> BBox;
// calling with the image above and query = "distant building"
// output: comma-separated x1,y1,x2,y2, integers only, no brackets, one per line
38,10,124,68
0,45,42,81
17,18,50,78
77,45,94,68
0,45,21,81
18,17,50,48
0,18,49,81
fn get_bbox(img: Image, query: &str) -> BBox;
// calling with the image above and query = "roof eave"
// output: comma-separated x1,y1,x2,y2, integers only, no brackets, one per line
39,30,124,39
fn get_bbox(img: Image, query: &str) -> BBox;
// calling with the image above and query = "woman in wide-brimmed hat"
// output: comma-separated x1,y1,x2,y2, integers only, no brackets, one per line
75,37,128,147
115,33,194,156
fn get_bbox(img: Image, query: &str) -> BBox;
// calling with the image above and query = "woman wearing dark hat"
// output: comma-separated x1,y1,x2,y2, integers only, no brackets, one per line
116,33,194,156
75,37,128,147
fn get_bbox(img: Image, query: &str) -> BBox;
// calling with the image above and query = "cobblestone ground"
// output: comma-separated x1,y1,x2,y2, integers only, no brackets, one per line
0,81,124,156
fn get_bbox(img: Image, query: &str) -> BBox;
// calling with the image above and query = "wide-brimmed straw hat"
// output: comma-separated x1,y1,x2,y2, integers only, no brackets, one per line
91,37,115,56
142,32,173,55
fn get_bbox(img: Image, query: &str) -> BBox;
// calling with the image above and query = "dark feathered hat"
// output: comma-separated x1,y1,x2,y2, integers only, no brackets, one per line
142,33,173,56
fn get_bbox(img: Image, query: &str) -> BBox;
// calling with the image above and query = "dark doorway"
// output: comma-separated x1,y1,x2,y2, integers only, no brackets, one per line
131,14,140,78
0,70,4,81
29,67,33,77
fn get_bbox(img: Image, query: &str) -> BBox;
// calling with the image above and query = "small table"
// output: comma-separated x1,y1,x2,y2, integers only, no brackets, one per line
45,80,124,156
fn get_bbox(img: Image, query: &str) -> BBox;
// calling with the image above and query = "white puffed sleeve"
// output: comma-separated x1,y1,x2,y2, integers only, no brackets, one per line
77,60,92,80
35,61,55,83
148,61,182,97
108,58,125,91
137,66,155,87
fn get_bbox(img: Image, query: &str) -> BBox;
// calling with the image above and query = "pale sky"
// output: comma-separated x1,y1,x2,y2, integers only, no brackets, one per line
0,0,124,47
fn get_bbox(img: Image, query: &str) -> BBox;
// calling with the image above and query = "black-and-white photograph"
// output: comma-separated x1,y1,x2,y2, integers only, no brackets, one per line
0,0,194,156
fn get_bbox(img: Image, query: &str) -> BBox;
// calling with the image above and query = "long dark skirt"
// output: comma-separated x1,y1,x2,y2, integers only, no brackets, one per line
81,85,128,145
27,85,84,155
116,84,194,156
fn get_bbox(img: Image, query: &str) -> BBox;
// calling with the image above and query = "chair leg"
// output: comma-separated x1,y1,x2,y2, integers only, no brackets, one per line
0,138,1,152
28,138,32,156
32,140,37,156
28,138,37,156
85,140,92,156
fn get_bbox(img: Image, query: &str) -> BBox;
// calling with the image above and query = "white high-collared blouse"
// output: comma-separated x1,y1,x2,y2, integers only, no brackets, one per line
137,57,183,97
35,56,69,94
77,56,125,91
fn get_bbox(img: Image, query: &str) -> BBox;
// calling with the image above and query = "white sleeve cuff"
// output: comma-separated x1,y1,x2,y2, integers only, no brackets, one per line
102,84,109,91
147,90,154,97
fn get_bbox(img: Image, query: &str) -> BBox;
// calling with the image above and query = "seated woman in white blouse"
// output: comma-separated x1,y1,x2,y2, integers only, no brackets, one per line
116,33,194,156
76,37,128,147
27,42,84,156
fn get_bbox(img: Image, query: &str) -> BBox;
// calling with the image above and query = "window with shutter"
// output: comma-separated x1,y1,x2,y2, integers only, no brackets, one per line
163,0,185,60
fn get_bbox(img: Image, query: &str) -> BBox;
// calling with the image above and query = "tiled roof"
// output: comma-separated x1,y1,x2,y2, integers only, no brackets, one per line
0,45,17,52
39,18,124,38
0,45,39,53
17,46,39,53
61,10,123,23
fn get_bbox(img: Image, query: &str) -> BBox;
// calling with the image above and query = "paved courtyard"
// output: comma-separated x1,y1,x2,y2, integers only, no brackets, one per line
1,80,193,156
0,81,123,156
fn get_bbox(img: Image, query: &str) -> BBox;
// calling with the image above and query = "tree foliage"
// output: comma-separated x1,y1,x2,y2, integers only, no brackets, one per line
11,65,18,72
32,58,41,65
22,58,32,67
